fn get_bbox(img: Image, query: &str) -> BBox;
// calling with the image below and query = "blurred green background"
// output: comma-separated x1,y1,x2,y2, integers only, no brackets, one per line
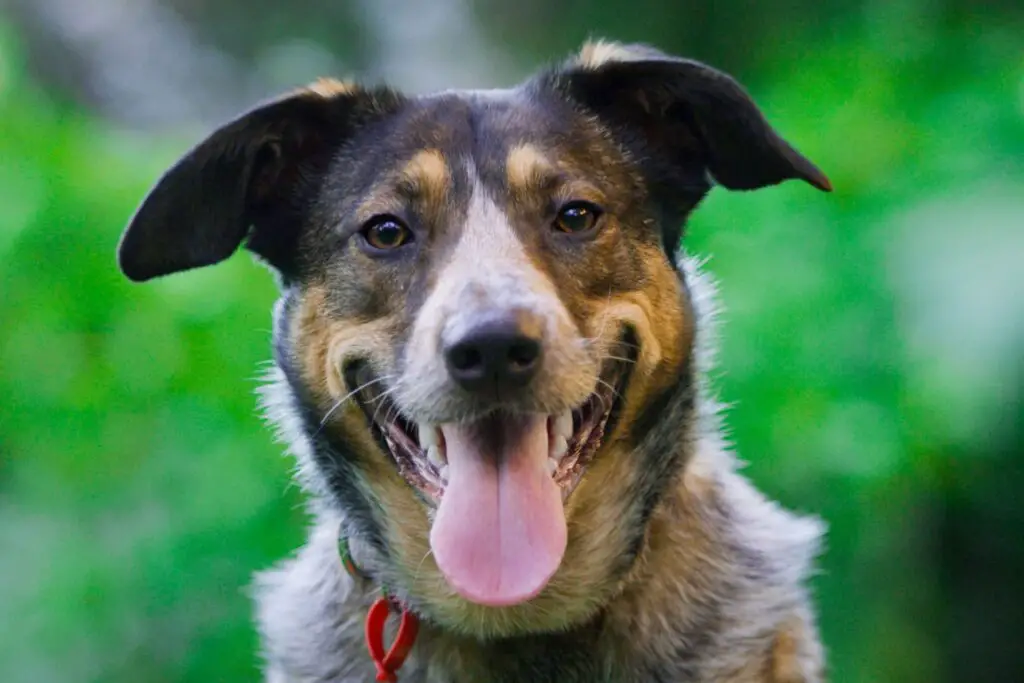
1,1,1022,681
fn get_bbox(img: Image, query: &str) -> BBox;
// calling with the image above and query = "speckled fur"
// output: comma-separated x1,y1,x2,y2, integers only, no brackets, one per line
254,255,826,683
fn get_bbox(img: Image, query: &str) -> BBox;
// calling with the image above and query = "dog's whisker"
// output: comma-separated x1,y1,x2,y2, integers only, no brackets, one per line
601,354,638,366
587,287,617,344
317,375,394,432
579,334,641,353
370,386,402,430
411,547,435,586
594,377,624,410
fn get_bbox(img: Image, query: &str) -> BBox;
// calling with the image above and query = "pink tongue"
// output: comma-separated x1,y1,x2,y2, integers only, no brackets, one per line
430,414,567,607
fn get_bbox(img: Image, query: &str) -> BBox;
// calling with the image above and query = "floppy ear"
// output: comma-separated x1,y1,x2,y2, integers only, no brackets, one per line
547,41,831,194
117,81,404,282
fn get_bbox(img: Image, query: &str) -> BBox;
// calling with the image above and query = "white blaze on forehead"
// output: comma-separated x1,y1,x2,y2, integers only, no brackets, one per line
408,168,572,361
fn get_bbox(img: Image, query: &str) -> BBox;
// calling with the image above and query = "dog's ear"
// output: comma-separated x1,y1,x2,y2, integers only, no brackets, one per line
117,81,404,282
546,41,831,193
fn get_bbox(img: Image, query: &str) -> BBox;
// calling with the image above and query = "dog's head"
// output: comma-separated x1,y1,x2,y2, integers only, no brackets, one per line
118,41,829,636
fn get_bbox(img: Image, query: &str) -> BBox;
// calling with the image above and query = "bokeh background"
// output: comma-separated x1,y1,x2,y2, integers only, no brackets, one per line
1,1,1022,681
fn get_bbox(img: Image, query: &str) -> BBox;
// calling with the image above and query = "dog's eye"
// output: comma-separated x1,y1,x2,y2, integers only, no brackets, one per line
553,202,602,235
361,216,413,251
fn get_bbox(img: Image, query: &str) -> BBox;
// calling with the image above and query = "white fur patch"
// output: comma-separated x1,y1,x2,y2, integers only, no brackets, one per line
395,167,593,422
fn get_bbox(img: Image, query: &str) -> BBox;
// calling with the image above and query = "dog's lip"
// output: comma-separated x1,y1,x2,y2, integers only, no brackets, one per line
343,331,636,503
344,362,443,498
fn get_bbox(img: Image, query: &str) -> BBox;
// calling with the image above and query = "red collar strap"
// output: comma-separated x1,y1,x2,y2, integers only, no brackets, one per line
338,534,421,682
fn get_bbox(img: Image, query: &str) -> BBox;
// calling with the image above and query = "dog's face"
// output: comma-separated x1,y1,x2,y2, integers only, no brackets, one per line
118,41,828,636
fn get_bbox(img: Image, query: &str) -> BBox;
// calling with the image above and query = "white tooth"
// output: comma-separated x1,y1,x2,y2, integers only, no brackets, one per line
439,464,449,482
418,422,438,449
546,458,558,477
554,411,573,439
427,445,444,468
550,436,568,459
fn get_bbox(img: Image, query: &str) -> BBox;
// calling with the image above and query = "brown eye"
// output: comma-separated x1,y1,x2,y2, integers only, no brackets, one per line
553,201,602,235
361,216,413,251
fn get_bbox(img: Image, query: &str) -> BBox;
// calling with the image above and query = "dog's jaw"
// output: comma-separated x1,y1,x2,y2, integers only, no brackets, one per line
344,338,636,607
345,339,634,504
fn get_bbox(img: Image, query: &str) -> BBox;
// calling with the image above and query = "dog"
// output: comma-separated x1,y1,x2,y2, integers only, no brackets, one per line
117,39,831,682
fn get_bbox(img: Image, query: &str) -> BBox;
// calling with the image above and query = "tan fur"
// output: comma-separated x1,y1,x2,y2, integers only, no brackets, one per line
355,149,451,226
301,77,359,99
291,286,449,606
291,284,339,403
771,620,805,682
398,149,451,206
292,284,396,406
605,482,721,643
506,143,556,193
505,141,609,214
566,242,693,455
536,245,691,600
291,288,415,522
576,39,645,69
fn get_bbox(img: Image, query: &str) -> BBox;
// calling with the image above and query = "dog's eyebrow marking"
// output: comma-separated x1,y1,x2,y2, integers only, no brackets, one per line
396,149,451,204
354,149,451,224
506,144,561,196
300,77,359,99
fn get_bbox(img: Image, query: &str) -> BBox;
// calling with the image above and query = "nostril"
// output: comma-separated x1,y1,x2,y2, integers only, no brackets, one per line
448,344,483,373
507,338,540,370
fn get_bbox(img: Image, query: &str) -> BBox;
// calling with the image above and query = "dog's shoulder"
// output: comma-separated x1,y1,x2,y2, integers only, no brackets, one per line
689,450,827,683
716,468,826,683
600,421,825,682
253,512,379,682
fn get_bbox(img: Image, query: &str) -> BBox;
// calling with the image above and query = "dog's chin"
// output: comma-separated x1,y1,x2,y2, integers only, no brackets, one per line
343,335,635,607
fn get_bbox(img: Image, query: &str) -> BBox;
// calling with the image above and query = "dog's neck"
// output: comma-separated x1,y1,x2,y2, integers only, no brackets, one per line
375,455,735,681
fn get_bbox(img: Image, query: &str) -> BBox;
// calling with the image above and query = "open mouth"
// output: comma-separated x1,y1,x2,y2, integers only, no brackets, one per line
343,333,635,607
345,337,635,505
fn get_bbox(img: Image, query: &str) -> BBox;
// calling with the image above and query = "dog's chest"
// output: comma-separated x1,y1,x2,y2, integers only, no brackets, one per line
414,630,611,683
399,625,708,683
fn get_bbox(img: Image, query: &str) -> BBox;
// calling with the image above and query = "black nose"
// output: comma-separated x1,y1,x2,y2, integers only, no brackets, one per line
444,317,543,393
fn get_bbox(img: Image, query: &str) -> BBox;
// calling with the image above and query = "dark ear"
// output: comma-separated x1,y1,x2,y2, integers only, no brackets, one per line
546,41,832,193
117,80,404,282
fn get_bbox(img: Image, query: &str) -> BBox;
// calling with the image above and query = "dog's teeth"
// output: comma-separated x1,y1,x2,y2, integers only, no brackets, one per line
546,458,558,477
439,464,449,482
554,411,573,439
427,445,445,468
418,422,438,449
550,436,568,460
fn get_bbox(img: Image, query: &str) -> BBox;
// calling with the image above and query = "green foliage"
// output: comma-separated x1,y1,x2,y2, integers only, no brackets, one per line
1,7,1021,683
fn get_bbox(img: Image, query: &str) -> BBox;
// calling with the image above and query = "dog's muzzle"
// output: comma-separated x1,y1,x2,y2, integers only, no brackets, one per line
347,319,636,608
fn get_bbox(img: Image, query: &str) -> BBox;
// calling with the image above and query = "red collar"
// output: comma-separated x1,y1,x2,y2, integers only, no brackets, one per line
339,534,421,682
